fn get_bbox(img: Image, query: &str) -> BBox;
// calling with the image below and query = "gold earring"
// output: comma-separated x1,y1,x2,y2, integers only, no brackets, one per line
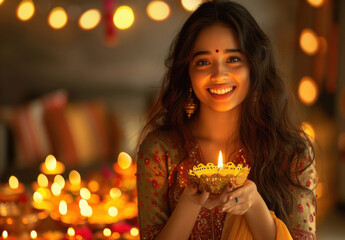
184,88,197,119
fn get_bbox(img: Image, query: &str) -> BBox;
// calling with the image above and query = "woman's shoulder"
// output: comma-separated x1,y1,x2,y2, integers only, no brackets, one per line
139,128,182,151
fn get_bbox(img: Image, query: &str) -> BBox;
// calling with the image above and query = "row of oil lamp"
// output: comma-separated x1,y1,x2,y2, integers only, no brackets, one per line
0,152,139,240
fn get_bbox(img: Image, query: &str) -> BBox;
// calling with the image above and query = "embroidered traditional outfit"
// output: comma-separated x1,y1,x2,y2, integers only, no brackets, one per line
136,130,317,240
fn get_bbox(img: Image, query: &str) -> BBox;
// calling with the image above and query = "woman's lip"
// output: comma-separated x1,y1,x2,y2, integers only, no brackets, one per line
207,87,235,99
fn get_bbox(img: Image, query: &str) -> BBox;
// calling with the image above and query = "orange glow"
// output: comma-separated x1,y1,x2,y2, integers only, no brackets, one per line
0,0,4,6
301,122,315,142
79,9,101,30
54,175,65,189
113,6,134,30
30,230,37,239
9,176,19,189
103,228,111,237
48,7,68,29
45,154,57,171
59,200,67,215
147,1,170,21
80,188,91,200
37,174,48,188
2,230,8,239
110,188,122,198
217,151,223,168
108,206,118,217
33,191,43,203
130,228,139,237
118,152,132,169
51,182,61,197
306,0,324,7
16,0,35,21
181,0,202,12
88,180,100,192
300,29,319,55
67,227,75,237
69,170,81,185
298,76,318,105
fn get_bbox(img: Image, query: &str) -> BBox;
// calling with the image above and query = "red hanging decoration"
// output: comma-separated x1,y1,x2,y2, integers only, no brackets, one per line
103,0,117,46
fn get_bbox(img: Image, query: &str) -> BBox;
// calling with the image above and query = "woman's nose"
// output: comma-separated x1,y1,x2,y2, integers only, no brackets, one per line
210,62,228,82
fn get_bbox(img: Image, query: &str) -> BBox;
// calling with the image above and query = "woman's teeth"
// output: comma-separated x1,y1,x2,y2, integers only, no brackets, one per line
209,87,234,95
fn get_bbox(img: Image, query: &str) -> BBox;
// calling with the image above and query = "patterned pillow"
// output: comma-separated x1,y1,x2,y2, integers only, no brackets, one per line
0,91,68,168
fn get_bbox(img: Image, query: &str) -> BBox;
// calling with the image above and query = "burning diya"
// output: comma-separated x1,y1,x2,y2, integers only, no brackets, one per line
188,151,250,194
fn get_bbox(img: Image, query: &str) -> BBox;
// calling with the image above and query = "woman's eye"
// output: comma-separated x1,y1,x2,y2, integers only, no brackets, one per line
227,57,240,63
196,60,210,66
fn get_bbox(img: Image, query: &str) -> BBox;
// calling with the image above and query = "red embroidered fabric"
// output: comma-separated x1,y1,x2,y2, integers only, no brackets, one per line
136,130,317,240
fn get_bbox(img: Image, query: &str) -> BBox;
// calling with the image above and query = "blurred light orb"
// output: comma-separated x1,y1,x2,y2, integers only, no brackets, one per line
33,192,43,203
79,9,101,30
301,122,315,142
300,29,319,55
88,180,100,192
181,0,202,12
2,230,8,239
80,187,91,200
0,0,4,6
130,228,139,237
54,174,65,189
30,230,37,239
59,200,68,215
45,154,57,170
147,1,170,21
69,170,81,185
51,182,62,196
103,228,112,237
9,176,19,189
17,0,35,21
110,187,122,198
118,152,132,169
48,7,68,29
67,227,75,237
37,174,48,188
108,206,118,217
306,0,324,7
298,76,318,105
113,6,134,30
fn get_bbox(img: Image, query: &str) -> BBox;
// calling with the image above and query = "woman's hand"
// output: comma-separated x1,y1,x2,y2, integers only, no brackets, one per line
218,180,260,215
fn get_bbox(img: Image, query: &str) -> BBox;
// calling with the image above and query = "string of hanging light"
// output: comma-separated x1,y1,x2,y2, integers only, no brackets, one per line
0,0,203,30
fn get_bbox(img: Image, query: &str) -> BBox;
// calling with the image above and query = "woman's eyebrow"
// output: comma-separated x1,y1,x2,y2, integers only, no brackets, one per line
192,48,242,59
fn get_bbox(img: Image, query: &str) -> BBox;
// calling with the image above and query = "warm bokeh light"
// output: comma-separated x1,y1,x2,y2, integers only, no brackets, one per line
130,227,139,237
301,122,315,142
17,0,35,21
2,230,8,239
30,230,37,239
113,6,134,30
88,180,100,192
306,0,324,7
59,200,68,215
80,205,93,217
300,29,319,55
108,206,118,217
33,191,43,203
79,9,101,30
0,0,4,6
80,188,91,200
51,182,62,197
67,227,75,237
48,7,68,29
118,152,132,169
9,176,19,189
110,187,122,198
147,1,170,21
298,76,318,105
45,154,57,171
79,199,88,209
217,151,223,168
103,228,111,237
36,187,52,199
69,170,81,185
37,174,48,188
54,174,65,189
181,0,202,12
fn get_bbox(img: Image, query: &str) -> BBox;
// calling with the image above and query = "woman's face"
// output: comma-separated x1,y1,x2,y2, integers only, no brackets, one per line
188,23,250,113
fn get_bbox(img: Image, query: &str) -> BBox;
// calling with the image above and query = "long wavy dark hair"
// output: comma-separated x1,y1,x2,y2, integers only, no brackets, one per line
141,0,315,224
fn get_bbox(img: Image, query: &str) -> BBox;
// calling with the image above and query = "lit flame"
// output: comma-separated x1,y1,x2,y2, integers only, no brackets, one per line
59,200,67,215
118,152,132,169
33,192,43,203
217,151,223,168
9,176,19,189
2,230,8,239
37,174,48,188
80,188,91,200
69,170,81,185
45,154,57,171
108,206,118,217
130,228,139,237
103,228,111,237
67,227,75,237
54,175,65,189
110,188,121,198
30,230,37,239
51,182,61,197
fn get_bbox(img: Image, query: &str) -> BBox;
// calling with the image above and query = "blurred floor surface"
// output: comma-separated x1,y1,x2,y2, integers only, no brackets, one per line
317,210,345,240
